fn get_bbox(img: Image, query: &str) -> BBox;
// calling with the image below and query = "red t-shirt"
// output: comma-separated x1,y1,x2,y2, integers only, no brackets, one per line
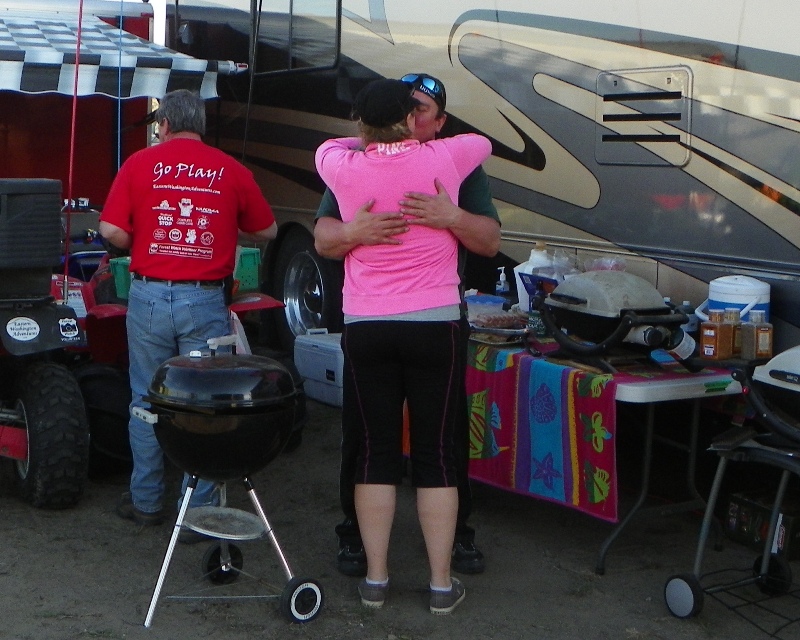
100,138,274,280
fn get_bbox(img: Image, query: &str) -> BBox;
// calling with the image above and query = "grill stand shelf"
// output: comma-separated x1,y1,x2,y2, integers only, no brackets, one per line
144,476,323,627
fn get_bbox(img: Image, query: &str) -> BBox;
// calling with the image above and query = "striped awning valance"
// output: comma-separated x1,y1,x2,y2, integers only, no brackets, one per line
0,14,245,99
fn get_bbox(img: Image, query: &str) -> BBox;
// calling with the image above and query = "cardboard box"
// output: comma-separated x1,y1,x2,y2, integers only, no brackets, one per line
294,331,343,407
725,490,800,559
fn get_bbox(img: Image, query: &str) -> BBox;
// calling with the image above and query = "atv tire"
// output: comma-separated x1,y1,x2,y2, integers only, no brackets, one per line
15,362,90,509
74,363,132,477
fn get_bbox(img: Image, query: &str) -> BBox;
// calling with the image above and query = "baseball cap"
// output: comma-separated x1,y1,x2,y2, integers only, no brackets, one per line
352,79,420,128
400,73,446,111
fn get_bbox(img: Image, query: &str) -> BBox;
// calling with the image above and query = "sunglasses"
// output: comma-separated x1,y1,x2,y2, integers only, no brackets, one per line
401,74,446,110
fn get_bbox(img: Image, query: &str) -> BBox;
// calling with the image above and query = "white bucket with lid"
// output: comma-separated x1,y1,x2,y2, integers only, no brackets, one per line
695,275,770,322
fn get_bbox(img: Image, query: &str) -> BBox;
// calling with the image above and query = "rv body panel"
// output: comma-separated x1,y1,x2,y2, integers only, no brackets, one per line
174,0,800,347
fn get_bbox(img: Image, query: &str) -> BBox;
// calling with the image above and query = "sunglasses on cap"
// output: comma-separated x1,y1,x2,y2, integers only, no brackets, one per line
400,74,446,110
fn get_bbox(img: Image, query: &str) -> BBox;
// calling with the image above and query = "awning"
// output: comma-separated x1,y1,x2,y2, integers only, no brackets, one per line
0,14,245,100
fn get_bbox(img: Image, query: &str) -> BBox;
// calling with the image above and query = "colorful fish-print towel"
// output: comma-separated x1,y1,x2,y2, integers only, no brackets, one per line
466,343,618,523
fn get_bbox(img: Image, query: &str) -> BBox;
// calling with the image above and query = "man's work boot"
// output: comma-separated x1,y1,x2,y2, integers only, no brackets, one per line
451,540,485,574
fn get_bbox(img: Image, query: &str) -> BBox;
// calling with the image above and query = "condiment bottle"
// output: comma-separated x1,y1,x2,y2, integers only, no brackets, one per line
740,310,773,360
664,327,703,372
723,308,742,356
700,309,732,360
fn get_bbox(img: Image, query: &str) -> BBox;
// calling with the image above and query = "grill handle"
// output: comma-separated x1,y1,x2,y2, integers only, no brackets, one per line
207,335,238,351
732,368,800,445
547,292,587,306
133,406,158,424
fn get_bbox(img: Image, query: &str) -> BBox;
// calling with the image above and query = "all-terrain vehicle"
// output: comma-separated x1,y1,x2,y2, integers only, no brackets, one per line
0,179,90,508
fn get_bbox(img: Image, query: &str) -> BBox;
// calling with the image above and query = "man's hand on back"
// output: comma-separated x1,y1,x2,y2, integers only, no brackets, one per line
347,199,409,246
314,199,409,259
399,178,461,230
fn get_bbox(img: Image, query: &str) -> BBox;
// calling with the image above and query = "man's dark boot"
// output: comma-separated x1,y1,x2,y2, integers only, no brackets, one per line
337,543,368,577
336,518,367,577
451,540,485,574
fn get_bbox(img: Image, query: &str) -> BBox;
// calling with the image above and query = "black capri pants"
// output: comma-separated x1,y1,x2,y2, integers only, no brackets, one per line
341,319,462,488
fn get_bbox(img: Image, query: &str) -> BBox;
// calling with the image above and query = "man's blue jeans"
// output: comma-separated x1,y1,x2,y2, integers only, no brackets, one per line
126,279,231,514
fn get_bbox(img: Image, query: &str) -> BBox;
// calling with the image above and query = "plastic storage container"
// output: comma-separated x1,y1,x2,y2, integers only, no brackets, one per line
700,309,732,360
740,309,773,360
465,294,507,323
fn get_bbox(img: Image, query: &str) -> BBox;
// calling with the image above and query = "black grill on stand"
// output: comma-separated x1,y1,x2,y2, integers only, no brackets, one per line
664,346,800,632
139,336,323,627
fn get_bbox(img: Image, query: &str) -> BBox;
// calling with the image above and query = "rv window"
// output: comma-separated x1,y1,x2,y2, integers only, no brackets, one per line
255,0,338,73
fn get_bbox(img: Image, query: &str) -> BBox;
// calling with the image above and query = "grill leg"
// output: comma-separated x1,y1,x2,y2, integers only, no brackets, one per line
692,455,728,576
144,476,198,628
243,476,294,581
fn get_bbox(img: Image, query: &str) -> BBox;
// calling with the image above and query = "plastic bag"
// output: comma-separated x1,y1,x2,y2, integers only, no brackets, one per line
584,255,627,272
230,310,251,355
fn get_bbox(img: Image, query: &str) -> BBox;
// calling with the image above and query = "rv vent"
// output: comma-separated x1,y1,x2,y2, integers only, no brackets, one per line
595,67,692,166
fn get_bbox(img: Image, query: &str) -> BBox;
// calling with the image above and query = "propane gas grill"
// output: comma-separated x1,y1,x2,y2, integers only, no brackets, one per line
665,346,800,628
138,336,323,627
533,270,688,368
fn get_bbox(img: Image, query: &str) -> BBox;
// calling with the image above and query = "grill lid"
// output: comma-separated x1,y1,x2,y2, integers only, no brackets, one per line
544,271,667,318
753,346,800,393
147,351,297,411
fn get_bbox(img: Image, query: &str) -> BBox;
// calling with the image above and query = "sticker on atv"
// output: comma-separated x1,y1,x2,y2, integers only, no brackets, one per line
59,317,80,339
6,317,40,341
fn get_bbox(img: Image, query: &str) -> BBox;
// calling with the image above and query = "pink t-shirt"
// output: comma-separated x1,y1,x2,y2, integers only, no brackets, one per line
315,134,492,316
101,138,274,281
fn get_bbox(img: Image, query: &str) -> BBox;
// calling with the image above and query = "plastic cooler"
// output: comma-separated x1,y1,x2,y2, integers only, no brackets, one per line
293,331,343,407
695,275,770,322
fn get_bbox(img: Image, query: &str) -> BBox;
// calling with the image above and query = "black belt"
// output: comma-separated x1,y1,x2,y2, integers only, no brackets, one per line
132,273,225,287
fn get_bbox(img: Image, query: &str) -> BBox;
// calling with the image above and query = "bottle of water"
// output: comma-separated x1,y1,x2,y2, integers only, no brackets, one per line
678,300,699,337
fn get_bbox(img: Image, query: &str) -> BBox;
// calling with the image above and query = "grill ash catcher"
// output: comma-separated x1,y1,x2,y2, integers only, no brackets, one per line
135,335,323,627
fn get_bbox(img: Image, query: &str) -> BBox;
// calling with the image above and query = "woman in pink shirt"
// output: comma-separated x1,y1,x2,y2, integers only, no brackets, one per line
315,79,491,615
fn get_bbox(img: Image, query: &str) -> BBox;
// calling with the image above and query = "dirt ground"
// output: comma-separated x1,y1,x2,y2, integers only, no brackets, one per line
2,397,799,640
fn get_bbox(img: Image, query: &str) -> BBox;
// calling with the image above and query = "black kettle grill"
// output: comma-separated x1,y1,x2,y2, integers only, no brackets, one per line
146,348,299,482
139,336,323,627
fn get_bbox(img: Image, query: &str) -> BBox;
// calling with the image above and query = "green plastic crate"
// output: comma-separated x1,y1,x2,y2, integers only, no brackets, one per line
235,247,261,293
109,256,132,299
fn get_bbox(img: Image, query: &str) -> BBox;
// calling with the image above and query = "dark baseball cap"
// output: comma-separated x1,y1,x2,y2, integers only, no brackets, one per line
400,73,446,111
352,79,420,128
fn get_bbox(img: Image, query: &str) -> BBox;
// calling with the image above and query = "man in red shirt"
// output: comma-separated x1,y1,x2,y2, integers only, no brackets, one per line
99,89,276,528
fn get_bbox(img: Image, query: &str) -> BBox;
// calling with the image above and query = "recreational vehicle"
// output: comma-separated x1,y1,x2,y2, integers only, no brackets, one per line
5,1,800,353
